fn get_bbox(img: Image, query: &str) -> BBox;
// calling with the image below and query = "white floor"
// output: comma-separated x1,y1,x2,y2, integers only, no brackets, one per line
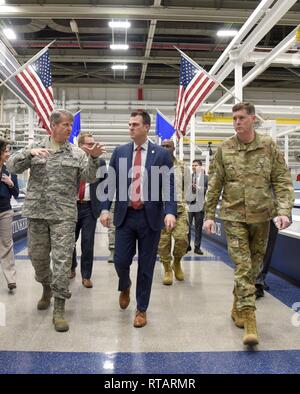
1,223,300,354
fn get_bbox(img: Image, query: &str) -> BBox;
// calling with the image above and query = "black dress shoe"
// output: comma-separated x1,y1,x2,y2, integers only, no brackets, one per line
186,245,192,252
8,283,16,290
194,248,203,255
255,284,264,299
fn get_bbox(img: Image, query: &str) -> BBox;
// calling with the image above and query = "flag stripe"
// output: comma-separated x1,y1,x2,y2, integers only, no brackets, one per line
181,76,214,125
181,80,215,132
17,69,52,120
177,74,210,131
26,67,54,112
16,74,50,131
14,50,54,135
16,73,52,132
174,55,217,137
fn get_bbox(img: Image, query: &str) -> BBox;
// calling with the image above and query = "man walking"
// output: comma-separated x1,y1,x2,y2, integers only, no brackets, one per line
158,139,188,285
187,160,208,255
203,102,294,346
8,110,105,332
100,110,176,328
70,132,106,288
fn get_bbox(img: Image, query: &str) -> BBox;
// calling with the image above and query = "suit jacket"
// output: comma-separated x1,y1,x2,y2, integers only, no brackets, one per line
102,141,177,231
86,158,107,220
186,173,208,212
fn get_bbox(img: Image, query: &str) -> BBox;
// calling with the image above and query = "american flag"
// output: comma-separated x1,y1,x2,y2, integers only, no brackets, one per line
15,50,54,134
174,55,216,137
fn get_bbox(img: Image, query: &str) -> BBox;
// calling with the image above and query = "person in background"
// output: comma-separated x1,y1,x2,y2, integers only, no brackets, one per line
107,201,116,264
8,110,105,332
255,219,279,298
187,160,208,255
69,132,106,288
203,102,294,346
158,139,188,285
0,140,19,291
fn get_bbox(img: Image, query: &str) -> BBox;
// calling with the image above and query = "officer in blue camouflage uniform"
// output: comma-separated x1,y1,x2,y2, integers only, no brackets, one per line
158,139,189,285
8,110,105,332
203,102,294,346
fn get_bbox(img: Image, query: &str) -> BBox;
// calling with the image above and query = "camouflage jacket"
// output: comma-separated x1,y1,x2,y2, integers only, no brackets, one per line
204,132,295,223
7,137,100,221
173,158,188,213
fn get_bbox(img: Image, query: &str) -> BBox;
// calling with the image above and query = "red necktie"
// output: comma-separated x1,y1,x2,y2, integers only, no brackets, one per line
78,180,86,201
131,145,143,209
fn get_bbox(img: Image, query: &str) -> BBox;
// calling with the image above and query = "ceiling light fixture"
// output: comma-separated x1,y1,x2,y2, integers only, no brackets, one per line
217,30,238,37
109,21,131,29
0,0,6,5
111,64,128,70
3,28,17,40
110,44,129,50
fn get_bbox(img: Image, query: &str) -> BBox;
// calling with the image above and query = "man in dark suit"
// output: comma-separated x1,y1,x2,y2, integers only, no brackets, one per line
100,110,176,328
70,132,106,288
187,159,208,255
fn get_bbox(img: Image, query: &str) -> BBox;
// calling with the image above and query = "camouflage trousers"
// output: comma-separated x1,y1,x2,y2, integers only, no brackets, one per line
108,202,115,252
28,218,76,300
158,209,189,264
224,220,269,310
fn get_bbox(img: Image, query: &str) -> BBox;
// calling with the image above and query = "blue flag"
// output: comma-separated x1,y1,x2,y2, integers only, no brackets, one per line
69,111,81,144
155,111,175,141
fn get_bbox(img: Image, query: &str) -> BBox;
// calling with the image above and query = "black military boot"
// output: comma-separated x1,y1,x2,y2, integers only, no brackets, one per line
255,284,265,299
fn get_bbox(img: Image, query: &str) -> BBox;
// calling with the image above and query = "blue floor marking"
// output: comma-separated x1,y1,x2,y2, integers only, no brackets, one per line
0,349,299,374
14,235,300,309
13,238,27,254
8,234,300,375
202,236,300,309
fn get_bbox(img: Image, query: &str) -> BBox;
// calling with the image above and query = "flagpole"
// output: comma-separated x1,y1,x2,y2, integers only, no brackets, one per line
174,46,265,122
0,40,56,88
155,108,172,124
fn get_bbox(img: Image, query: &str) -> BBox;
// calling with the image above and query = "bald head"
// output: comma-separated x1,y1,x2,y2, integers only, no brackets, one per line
161,139,175,155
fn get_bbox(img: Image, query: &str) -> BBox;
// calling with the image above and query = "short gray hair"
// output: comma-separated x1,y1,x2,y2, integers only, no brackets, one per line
50,109,74,125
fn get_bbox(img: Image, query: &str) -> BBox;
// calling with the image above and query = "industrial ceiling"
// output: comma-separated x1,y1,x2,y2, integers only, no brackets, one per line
0,0,300,90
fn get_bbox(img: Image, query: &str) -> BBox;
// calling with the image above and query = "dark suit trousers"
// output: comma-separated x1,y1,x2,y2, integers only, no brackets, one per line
256,219,278,285
114,208,161,312
72,202,97,279
188,210,204,249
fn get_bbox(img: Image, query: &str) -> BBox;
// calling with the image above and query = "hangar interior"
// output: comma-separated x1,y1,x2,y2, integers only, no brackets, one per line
0,0,300,375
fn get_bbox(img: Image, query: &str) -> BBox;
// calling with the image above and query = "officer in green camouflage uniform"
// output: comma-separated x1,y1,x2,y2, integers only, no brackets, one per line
7,110,105,332
158,139,189,285
203,102,294,346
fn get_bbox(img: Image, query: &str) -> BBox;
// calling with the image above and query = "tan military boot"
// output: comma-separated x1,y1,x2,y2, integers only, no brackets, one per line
242,307,259,346
37,284,52,310
231,295,245,328
53,298,69,332
162,262,173,285
172,257,184,281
